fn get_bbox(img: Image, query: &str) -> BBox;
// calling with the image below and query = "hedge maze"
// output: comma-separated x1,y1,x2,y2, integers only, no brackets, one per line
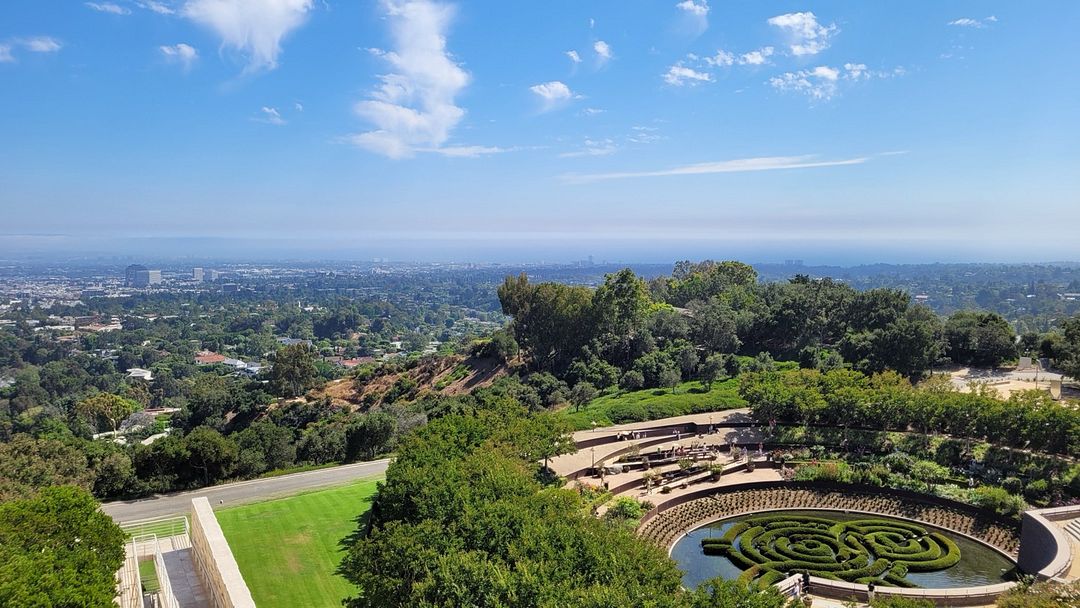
701,514,961,588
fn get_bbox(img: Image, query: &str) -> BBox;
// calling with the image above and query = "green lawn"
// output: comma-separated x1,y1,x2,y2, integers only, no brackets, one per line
217,479,381,608
560,378,747,430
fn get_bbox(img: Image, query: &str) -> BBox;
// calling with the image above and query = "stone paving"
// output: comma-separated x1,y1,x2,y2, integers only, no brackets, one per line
157,535,210,607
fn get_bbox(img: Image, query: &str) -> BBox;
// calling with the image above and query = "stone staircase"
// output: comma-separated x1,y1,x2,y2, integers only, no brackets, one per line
1064,519,1080,543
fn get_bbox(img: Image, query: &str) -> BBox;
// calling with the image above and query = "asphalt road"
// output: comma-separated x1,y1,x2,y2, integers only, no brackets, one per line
101,459,391,523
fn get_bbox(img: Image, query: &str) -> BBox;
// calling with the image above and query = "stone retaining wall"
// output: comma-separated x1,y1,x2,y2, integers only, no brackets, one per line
190,497,256,608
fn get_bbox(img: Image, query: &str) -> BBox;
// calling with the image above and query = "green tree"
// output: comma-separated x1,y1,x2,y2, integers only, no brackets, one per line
270,344,320,398
0,486,125,608
184,426,238,486
1056,315,1080,381
700,353,728,390
346,412,397,462
569,382,598,412
660,366,682,393
944,311,1017,367
620,369,645,392
0,435,94,501
76,392,139,433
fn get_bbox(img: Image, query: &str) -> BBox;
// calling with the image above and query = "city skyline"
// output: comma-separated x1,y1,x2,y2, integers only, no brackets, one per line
2,1,1078,263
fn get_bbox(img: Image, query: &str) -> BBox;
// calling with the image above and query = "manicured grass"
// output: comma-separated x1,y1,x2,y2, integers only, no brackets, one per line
138,559,160,593
217,479,381,608
561,378,747,430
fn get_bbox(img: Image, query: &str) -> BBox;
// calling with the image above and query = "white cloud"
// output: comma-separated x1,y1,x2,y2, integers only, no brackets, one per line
563,154,868,183
843,62,868,80
560,138,618,158
183,0,314,72
769,66,841,100
86,2,131,14
430,145,509,157
23,37,63,53
675,0,709,17
594,40,612,64
738,46,774,65
948,16,998,28
663,64,711,86
565,50,581,64
139,1,175,13
257,106,286,125
767,11,837,56
350,1,476,159
0,37,62,62
581,107,604,116
704,49,734,67
159,43,198,70
530,80,576,111
294,102,304,111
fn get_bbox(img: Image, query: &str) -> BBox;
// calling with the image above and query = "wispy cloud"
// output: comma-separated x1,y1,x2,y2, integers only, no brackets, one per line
948,16,997,28
581,107,604,116
85,2,131,15
530,80,577,111
183,0,314,73
256,106,286,125
663,64,711,86
428,145,510,158
767,11,837,56
594,40,612,65
565,50,581,64
560,138,618,158
562,154,868,183
350,1,488,159
139,1,175,14
0,36,62,62
159,43,198,70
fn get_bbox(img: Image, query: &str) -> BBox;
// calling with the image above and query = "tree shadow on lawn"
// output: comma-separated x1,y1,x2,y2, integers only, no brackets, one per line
336,493,378,557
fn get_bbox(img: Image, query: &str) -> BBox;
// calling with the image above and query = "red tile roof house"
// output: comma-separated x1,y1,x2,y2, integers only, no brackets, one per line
195,351,227,365
340,357,376,368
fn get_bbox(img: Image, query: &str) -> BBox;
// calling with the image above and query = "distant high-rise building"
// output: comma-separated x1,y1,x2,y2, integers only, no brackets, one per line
124,264,147,287
133,269,162,287
204,269,221,282
192,267,204,281
221,283,239,293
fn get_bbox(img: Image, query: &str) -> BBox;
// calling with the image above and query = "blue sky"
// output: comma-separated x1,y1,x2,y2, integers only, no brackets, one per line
1,1,1078,263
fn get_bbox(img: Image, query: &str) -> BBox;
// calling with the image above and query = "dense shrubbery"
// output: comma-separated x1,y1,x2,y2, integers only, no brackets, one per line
0,486,124,607
338,395,795,608
742,368,1079,456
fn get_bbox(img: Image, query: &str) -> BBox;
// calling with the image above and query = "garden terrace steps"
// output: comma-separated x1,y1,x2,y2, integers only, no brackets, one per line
1064,519,1080,543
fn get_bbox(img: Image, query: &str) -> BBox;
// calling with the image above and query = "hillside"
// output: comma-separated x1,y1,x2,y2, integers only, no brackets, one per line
310,354,511,410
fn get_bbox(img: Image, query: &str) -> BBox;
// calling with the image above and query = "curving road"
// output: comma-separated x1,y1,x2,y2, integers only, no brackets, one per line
101,459,391,523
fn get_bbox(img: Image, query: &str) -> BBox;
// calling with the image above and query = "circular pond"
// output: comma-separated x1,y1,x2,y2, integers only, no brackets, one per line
670,510,1014,590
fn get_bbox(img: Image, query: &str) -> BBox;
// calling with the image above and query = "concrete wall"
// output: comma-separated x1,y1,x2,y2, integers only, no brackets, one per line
189,497,256,608
1017,505,1079,579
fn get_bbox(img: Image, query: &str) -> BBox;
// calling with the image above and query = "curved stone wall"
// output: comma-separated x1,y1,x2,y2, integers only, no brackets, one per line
638,482,1020,557
638,482,1025,605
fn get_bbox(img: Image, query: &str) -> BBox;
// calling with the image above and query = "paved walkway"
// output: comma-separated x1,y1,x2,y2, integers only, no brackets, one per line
102,459,390,522
551,409,758,478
